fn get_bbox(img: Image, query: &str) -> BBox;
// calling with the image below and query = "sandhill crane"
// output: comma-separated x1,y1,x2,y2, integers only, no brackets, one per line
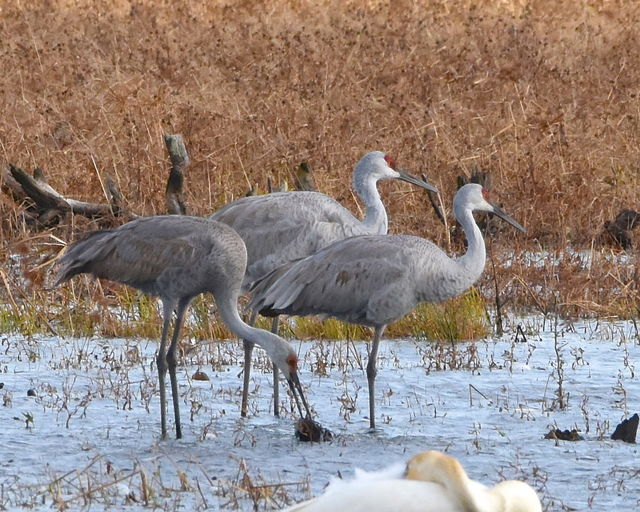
210,151,439,417
250,184,525,429
55,215,312,439
280,450,542,512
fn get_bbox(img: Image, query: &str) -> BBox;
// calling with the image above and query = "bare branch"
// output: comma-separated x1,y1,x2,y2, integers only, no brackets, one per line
3,164,126,226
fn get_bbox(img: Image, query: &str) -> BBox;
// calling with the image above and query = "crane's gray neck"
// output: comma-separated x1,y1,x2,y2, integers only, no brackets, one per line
454,204,486,282
353,172,388,235
215,290,282,358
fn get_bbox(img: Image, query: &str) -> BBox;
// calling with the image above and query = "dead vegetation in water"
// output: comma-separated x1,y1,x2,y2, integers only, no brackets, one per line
216,458,310,511
0,0,639,337
1,452,306,511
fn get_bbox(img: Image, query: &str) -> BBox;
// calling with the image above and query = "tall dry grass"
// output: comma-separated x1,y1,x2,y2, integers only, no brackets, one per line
1,0,638,332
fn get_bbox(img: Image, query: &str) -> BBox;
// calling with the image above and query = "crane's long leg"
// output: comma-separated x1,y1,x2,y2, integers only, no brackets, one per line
157,300,176,439
271,316,280,417
241,309,259,417
366,325,386,430
166,297,191,440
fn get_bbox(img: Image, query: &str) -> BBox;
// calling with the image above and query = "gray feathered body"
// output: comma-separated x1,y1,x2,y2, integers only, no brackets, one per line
211,192,384,289
249,234,485,329
56,215,247,303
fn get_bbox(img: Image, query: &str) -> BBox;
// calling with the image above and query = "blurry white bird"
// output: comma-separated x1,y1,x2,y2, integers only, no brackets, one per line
55,215,312,439
281,450,542,512
211,151,439,417
250,184,525,429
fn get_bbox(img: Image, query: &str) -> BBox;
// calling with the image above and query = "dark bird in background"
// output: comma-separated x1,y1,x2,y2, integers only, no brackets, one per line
604,209,640,249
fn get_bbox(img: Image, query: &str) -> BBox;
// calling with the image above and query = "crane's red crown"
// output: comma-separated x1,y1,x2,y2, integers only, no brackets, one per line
383,154,397,170
287,354,298,371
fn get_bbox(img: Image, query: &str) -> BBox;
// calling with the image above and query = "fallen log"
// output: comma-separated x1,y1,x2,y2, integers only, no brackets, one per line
2,133,191,227
3,164,123,226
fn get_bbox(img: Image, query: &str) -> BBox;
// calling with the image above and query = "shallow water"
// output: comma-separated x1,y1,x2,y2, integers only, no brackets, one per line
1,317,639,510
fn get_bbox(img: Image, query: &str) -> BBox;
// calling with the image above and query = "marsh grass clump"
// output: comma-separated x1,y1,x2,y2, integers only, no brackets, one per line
109,289,162,339
286,317,370,341
270,288,488,342
49,285,162,340
0,264,54,337
0,305,40,337
389,288,489,342
419,340,482,373
9,280,239,342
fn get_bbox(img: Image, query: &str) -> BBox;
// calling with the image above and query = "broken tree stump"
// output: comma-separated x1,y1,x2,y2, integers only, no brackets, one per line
611,413,639,443
164,133,190,215
293,162,316,191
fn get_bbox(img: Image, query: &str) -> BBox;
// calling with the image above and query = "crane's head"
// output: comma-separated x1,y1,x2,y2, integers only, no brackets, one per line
454,183,526,233
260,334,313,419
353,151,439,194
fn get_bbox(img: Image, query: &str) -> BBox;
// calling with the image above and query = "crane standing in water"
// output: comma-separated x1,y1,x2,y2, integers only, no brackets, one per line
211,151,439,417
55,215,312,439
250,184,526,429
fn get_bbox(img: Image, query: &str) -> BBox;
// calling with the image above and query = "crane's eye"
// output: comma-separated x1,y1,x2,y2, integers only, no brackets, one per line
482,188,490,201
384,154,396,169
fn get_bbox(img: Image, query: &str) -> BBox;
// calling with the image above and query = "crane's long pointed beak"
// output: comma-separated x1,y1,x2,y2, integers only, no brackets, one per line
287,372,313,419
396,169,439,194
491,203,526,233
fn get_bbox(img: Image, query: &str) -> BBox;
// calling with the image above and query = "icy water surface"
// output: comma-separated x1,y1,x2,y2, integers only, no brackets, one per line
1,318,639,510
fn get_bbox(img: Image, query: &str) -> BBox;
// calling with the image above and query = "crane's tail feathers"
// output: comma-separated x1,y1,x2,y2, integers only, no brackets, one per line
248,261,297,298
54,230,115,286
248,260,301,313
270,282,304,310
